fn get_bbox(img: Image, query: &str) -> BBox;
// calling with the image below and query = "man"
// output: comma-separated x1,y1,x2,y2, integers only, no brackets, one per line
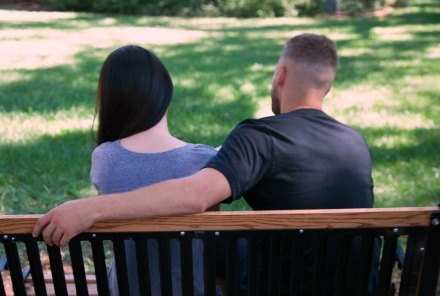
33,34,376,292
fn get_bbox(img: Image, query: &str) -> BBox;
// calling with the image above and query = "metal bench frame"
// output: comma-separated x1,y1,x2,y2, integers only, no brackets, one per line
0,207,439,295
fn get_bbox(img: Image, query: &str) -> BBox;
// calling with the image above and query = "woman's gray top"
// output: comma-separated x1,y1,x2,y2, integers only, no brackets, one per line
90,140,217,296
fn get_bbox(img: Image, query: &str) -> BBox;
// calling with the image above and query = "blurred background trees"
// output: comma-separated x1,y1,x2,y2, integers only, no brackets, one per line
37,0,407,17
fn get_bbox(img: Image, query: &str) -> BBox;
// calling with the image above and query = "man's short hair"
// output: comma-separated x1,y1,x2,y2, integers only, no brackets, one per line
282,33,338,89
283,33,338,70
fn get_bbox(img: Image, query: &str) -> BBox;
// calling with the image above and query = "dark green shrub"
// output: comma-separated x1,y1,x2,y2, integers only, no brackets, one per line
91,0,145,14
44,0,92,11
219,0,286,17
292,0,323,16
42,0,324,17
340,0,365,15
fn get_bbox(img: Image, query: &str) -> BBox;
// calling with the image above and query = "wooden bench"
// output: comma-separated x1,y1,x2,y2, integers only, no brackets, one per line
0,207,438,295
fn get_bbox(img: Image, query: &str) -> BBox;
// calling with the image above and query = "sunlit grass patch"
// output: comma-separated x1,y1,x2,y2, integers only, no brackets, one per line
0,111,94,143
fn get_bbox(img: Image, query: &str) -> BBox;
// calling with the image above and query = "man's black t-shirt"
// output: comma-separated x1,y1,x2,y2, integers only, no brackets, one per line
206,108,374,210
206,109,378,294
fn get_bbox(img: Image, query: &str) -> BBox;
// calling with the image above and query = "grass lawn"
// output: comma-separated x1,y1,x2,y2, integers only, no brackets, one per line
0,0,439,214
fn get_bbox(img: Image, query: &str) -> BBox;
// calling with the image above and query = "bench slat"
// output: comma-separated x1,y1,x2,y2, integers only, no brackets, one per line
112,239,130,295
69,239,90,295
158,238,173,295
179,236,194,295
47,245,68,296
247,236,259,296
355,235,375,296
3,240,27,295
25,240,48,296
268,236,282,295
90,239,109,296
377,233,398,295
312,236,327,296
203,235,217,296
334,235,351,295
0,207,437,234
225,237,238,296
134,238,151,296
290,235,304,295
417,211,440,295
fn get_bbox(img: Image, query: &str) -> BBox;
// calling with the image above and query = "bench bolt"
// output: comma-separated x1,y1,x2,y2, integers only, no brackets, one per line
393,228,399,233
215,232,220,236
299,229,304,234
432,218,440,226
92,233,96,238
3,235,8,240
180,232,185,236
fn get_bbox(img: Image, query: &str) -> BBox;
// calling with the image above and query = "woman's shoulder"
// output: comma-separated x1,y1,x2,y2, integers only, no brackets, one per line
91,141,121,162
186,143,218,156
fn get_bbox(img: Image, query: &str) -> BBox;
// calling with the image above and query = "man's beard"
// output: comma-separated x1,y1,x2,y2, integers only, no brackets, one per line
271,86,280,115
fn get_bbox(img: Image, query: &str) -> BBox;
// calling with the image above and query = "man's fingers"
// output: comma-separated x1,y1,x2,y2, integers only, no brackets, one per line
59,233,71,248
42,222,57,246
32,213,51,237
51,228,64,247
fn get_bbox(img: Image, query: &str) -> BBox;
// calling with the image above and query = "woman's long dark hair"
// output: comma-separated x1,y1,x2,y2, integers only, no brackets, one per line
95,45,173,145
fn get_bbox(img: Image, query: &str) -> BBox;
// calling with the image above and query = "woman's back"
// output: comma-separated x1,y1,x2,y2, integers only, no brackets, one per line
91,140,217,295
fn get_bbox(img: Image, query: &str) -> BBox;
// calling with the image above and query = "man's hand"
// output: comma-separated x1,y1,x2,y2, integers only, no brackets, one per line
32,199,96,247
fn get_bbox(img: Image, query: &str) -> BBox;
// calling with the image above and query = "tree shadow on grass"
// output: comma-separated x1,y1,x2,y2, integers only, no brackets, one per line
0,130,95,214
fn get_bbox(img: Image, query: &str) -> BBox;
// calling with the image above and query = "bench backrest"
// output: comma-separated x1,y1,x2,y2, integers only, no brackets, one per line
0,207,438,295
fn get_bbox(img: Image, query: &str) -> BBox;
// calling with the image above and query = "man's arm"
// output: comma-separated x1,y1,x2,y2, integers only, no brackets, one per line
32,168,231,247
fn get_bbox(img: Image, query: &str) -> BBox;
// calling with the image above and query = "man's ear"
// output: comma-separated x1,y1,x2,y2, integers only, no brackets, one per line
275,65,287,86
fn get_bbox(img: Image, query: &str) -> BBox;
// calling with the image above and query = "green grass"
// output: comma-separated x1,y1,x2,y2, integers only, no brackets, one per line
0,0,439,214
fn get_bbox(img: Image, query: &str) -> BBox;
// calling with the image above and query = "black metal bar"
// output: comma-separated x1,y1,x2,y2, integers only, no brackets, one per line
134,238,151,296
69,239,89,296
312,236,327,296
180,235,194,295
204,234,217,296
417,212,440,295
47,244,68,296
334,235,351,295
3,239,27,295
247,236,259,296
112,239,130,295
355,235,374,296
158,238,173,295
268,236,282,295
225,237,238,296
377,232,398,295
399,233,422,296
290,233,304,296
25,240,47,296
91,238,110,296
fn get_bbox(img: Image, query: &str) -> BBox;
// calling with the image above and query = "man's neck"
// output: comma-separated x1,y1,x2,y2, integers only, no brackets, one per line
281,101,323,113
280,89,325,113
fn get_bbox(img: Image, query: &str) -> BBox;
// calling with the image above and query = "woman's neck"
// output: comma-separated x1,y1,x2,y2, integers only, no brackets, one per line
120,116,187,153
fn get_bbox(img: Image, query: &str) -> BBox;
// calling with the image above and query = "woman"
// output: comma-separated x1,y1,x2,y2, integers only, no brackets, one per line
90,45,217,295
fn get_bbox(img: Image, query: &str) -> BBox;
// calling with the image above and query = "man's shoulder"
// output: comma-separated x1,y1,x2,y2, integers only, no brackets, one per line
234,116,277,131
